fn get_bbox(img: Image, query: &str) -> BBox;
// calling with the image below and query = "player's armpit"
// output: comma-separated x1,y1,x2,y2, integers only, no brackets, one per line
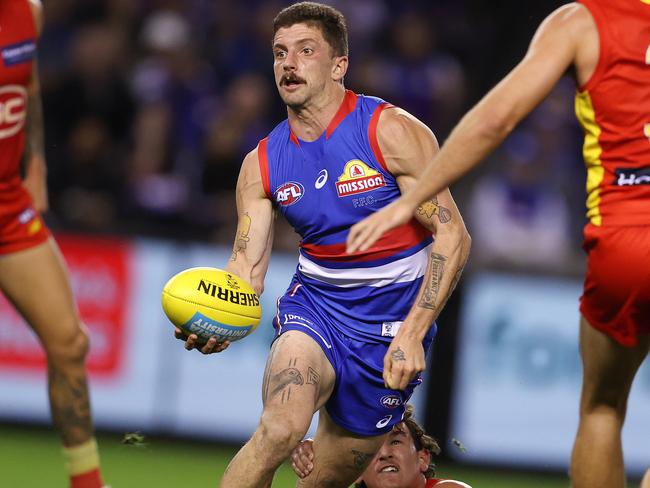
226,147,274,295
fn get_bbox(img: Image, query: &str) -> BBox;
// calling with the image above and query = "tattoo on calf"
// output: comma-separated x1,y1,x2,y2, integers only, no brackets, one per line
230,213,252,261
48,366,92,445
418,252,447,311
391,347,406,362
417,197,452,224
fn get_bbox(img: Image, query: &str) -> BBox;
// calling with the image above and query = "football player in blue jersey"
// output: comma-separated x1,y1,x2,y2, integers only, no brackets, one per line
177,2,470,487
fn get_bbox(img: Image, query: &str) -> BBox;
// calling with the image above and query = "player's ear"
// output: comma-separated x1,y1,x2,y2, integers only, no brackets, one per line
418,448,431,474
332,55,348,82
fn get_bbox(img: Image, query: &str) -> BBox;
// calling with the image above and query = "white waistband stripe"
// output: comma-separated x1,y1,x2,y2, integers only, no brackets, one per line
298,244,432,288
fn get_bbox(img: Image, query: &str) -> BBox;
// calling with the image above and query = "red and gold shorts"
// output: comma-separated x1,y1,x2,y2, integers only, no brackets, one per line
580,223,650,347
0,181,50,255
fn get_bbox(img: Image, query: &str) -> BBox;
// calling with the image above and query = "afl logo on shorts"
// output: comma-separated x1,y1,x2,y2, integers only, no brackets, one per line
275,181,304,206
380,394,402,409
0,86,27,140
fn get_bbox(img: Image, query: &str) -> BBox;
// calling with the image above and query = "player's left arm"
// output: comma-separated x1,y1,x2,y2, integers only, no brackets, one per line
376,107,471,391
23,0,47,212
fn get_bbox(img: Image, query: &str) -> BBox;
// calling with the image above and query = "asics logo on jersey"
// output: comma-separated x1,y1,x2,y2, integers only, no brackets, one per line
275,181,304,206
0,86,27,140
314,169,328,189
375,415,392,429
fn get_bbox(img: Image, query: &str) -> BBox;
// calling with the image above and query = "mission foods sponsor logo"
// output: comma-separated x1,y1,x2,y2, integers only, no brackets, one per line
275,181,304,206
197,279,259,307
336,160,385,197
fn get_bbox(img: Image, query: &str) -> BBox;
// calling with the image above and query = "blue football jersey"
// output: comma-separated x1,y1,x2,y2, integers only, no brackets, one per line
259,90,434,343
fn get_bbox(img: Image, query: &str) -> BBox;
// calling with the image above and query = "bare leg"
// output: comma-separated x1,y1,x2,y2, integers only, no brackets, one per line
570,316,649,488
220,331,336,488
296,408,386,488
0,239,93,446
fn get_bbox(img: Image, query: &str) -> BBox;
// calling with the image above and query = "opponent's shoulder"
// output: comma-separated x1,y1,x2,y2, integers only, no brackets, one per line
430,480,473,488
27,0,43,36
538,2,596,43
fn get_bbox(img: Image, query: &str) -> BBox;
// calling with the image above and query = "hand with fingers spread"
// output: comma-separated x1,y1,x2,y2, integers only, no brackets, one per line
383,333,425,391
346,198,415,254
174,327,230,354
290,438,314,479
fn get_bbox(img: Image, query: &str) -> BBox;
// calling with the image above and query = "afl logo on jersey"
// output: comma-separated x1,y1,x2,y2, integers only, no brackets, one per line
0,86,27,140
336,160,385,197
275,181,304,206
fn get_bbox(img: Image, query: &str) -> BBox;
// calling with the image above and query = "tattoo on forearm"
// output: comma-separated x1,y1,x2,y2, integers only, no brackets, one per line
230,213,252,261
418,252,447,310
26,92,45,159
449,264,465,294
391,347,406,362
48,366,92,445
352,450,373,468
417,197,452,224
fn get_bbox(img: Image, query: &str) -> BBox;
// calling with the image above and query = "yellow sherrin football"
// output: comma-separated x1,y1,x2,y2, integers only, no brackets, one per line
161,267,261,342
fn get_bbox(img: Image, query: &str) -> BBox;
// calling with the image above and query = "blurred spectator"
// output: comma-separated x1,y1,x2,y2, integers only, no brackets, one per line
43,22,133,231
467,128,572,270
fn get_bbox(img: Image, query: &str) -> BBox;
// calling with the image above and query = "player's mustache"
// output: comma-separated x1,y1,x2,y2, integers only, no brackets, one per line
281,74,306,85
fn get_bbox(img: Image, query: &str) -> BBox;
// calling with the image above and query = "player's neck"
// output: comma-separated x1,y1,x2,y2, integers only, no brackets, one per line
287,84,346,142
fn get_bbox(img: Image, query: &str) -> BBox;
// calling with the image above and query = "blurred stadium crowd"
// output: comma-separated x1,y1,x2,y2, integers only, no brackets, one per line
40,0,585,273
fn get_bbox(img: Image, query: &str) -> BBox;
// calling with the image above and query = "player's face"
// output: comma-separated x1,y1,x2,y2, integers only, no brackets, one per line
272,23,341,109
360,423,429,488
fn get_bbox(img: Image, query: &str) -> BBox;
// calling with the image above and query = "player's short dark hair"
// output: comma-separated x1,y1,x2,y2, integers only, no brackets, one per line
273,2,348,57
354,404,442,487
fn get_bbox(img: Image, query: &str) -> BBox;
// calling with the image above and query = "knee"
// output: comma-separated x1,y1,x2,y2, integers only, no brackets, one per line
46,320,90,366
256,412,308,458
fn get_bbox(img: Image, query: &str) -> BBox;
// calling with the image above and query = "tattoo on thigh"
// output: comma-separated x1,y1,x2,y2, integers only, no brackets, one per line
391,347,406,362
48,366,92,445
351,449,373,468
262,344,279,404
269,358,305,403
307,367,320,386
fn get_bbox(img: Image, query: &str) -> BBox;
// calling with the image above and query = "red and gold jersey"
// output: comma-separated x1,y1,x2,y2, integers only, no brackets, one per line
0,0,36,183
576,0,650,227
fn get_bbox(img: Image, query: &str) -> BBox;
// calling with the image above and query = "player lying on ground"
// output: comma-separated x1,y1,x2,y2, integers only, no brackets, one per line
291,405,471,488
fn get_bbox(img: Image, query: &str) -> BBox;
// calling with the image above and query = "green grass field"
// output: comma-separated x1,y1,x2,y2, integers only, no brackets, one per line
0,424,642,488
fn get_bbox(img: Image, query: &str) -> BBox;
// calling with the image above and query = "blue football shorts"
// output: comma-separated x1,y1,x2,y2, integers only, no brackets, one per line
272,277,436,436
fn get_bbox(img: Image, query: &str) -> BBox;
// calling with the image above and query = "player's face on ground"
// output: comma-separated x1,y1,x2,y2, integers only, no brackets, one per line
360,423,429,488
272,23,341,109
